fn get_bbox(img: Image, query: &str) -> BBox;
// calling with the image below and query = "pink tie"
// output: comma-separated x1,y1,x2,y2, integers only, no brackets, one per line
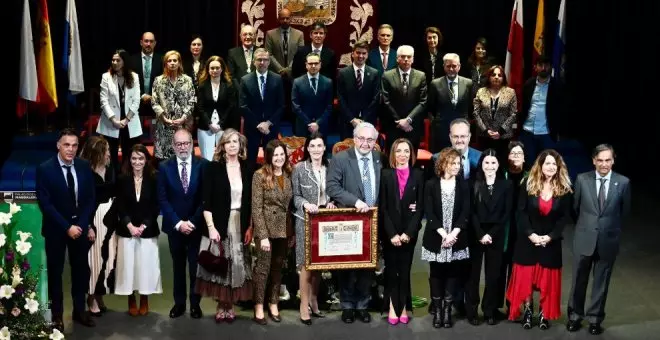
382,52,388,70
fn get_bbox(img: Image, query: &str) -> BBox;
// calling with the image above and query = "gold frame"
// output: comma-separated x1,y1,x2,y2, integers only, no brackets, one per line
304,207,378,270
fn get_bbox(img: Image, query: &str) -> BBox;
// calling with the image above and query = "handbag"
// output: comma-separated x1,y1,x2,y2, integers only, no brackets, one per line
198,240,229,276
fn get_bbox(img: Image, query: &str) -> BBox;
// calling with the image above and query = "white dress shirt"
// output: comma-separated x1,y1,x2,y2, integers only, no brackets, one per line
307,73,319,94
595,170,612,199
352,63,365,84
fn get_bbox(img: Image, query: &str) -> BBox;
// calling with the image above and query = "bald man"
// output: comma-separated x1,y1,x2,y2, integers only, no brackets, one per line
265,9,304,78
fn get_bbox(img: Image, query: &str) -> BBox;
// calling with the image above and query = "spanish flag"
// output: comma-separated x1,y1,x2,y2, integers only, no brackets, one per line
533,0,545,65
36,0,58,114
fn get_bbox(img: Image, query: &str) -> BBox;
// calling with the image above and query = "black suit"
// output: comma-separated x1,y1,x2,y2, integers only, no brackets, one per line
132,52,163,117
465,179,513,319
414,48,445,87
379,168,424,316
227,46,255,82
427,76,473,152
115,173,160,239
336,65,381,140
196,79,239,132
182,55,206,89
381,68,428,151
291,45,338,84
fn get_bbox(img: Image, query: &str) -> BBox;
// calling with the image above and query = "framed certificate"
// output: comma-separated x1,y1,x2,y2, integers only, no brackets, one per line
304,208,378,270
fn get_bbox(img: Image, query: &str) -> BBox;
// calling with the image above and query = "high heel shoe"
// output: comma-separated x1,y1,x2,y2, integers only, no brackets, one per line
268,310,282,323
225,310,236,324
300,317,312,325
215,310,226,323
388,316,399,325
399,315,410,324
253,312,267,325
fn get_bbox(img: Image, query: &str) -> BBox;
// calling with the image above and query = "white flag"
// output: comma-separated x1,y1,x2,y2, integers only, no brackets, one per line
65,0,84,94
19,0,37,101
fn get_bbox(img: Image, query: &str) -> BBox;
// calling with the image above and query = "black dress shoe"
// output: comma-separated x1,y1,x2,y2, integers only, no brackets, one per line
169,305,186,318
89,310,103,317
566,320,582,332
341,309,355,323
253,314,267,325
268,310,282,322
300,318,312,325
356,310,371,323
190,306,203,319
467,317,481,326
589,323,603,335
311,310,326,318
486,317,497,325
73,312,96,327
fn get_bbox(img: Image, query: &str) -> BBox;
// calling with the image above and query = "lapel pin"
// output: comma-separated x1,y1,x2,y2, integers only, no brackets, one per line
614,182,618,186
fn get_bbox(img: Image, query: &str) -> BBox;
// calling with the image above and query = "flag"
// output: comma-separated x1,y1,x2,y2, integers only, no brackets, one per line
64,0,84,96
505,0,524,111
552,0,566,80
36,0,58,114
532,0,545,65
18,0,38,118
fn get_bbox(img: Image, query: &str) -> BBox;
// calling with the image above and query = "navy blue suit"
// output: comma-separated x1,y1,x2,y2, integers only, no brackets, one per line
291,74,333,137
336,65,381,140
366,48,397,74
36,156,96,317
158,156,208,307
239,71,284,165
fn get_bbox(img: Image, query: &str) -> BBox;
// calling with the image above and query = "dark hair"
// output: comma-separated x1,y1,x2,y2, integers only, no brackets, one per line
434,147,461,178
424,27,443,46
302,132,329,166
58,128,79,141
198,55,233,85
258,139,292,190
79,136,109,169
475,148,501,181
508,140,525,153
121,144,156,177
109,49,135,88
468,37,489,66
484,65,507,88
388,138,416,168
190,34,203,43
352,40,369,51
311,21,327,32
536,55,552,65
592,144,616,159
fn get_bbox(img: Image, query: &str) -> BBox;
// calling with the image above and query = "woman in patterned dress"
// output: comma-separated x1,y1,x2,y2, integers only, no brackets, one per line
151,50,196,162
420,147,470,329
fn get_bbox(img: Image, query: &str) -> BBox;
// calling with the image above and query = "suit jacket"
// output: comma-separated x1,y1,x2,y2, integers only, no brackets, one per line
115,172,160,238
421,177,470,252
239,71,285,132
381,68,428,130
97,71,143,138
36,156,96,237
182,55,206,88
427,75,473,122
292,161,333,221
131,52,163,96
326,148,383,208
414,48,445,86
252,170,293,240
473,86,518,139
291,74,333,134
379,168,425,240
470,178,513,243
265,27,305,74
432,147,481,180
227,46,255,82
196,78,239,130
157,156,208,235
366,47,397,74
513,179,572,268
202,160,253,239
573,171,631,261
337,64,381,124
520,77,565,139
291,45,338,82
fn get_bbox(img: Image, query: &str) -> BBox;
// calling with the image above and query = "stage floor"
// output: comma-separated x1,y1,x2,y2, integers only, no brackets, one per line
61,186,660,340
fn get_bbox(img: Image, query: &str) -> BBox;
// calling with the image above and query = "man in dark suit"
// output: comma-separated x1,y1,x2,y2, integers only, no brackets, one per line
265,8,304,79
157,129,208,319
36,128,96,330
132,32,163,119
291,21,338,83
567,144,631,335
427,53,473,153
239,48,285,166
227,25,256,84
366,24,397,74
519,55,565,166
326,122,383,324
381,45,427,152
337,41,381,140
292,52,333,137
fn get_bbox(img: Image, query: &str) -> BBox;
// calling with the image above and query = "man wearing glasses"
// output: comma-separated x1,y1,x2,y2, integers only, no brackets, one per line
158,129,209,319
327,122,384,324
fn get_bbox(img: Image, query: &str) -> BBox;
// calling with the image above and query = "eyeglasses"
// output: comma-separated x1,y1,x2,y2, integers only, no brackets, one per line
450,134,469,140
356,136,376,144
510,151,524,157
174,141,192,148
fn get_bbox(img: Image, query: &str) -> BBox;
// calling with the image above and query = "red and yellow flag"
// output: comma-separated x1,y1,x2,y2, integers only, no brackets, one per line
36,0,58,114
533,0,545,65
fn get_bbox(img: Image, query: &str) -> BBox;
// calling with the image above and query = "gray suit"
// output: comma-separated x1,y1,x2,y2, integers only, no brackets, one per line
265,27,304,76
326,147,383,311
427,75,473,152
568,171,631,324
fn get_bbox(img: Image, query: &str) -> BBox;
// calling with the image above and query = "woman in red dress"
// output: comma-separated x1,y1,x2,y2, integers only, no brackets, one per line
506,149,572,330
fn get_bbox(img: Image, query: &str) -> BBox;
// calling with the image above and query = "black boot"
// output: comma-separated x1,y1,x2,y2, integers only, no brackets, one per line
522,302,533,330
442,297,453,328
538,310,549,330
428,279,434,314
432,298,443,328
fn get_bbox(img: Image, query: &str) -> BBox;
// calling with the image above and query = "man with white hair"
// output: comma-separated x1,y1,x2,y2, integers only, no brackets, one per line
427,53,473,152
381,45,427,152
227,25,257,82
327,122,384,324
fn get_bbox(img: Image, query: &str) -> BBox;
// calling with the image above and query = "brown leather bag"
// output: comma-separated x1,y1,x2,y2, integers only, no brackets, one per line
198,241,229,275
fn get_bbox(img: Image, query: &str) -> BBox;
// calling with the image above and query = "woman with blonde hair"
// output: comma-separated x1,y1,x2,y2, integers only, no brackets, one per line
506,149,572,330
151,50,196,162
196,128,254,323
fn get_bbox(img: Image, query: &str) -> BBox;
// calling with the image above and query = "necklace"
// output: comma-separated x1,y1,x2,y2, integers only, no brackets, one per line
227,161,240,168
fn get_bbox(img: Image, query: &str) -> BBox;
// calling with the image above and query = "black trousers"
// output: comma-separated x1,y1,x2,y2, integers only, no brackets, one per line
383,242,415,316
429,260,468,301
168,232,202,307
45,234,90,317
466,239,504,318
106,128,139,174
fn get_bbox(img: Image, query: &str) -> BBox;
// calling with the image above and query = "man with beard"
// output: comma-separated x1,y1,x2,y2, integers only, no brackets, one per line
132,32,163,120
518,55,566,165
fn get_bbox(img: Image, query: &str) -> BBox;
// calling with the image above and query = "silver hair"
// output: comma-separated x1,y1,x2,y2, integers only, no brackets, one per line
254,47,269,57
449,118,470,130
353,122,378,139
442,53,461,65
240,25,254,35
397,45,415,57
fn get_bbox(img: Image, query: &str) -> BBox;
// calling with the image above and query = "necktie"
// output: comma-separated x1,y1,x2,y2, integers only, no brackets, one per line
63,165,77,206
598,178,607,210
431,54,436,77
143,55,152,93
459,155,466,180
449,81,457,106
361,157,374,206
356,69,363,90
402,73,409,95
310,77,317,94
382,52,388,70
313,48,320,55
282,30,289,65
245,49,252,70
259,75,265,99
181,162,189,194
